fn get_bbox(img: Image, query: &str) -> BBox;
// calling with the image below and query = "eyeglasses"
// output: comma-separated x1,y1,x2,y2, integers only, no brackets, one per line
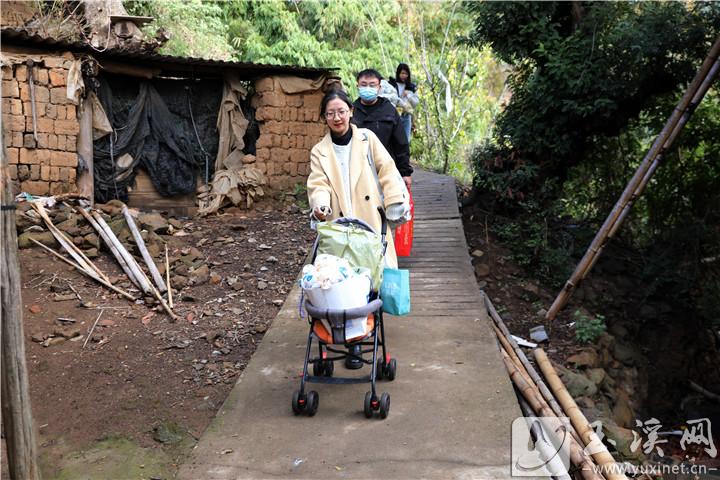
325,109,349,119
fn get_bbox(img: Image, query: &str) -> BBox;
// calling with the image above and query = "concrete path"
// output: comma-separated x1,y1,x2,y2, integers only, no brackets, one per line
178,169,524,479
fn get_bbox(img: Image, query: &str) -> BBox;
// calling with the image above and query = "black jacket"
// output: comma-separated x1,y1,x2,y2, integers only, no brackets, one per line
388,77,417,93
351,97,412,177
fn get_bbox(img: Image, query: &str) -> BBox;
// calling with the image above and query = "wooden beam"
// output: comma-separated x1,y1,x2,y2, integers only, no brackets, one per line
1,123,40,479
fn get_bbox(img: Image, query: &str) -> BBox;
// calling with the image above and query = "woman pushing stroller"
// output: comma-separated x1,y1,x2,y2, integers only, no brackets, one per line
306,89,411,368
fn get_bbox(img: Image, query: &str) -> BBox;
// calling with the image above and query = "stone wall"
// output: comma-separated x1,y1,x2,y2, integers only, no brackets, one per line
2,52,80,196
251,76,327,191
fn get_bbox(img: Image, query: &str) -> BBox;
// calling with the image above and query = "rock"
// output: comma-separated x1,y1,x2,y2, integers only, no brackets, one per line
477,281,487,289
257,281,268,290
521,282,541,301
602,421,645,461
189,265,210,285
31,333,45,343
107,218,131,242
84,233,100,249
152,422,186,445
83,247,98,258
96,200,125,216
471,249,484,258
73,236,84,246
18,231,57,249
585,368,607,386
612,342,641,366
474,263,490,277
180,247,203,265
53,327,81,339
138,212,169,234
99,319,115,327
567,349,598,368
260,266,268,272
257,244,272,250
272,299,283,306
210,272,221,285
168,218,183,229
537,308,548,319
28,304,42,314
229,223,246,231
266,256,278,263
556,364,597,397
55,216,78,233
612,390,635,428
175,264,189,276
232,283,243,291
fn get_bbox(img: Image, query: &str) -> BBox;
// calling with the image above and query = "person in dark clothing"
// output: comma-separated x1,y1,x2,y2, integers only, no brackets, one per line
352,69,413,189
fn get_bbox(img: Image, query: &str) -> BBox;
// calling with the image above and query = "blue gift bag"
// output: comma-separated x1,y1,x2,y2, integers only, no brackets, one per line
380,268,411,316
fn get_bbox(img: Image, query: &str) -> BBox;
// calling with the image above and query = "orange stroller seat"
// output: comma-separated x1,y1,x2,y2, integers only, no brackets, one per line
312,313,375,345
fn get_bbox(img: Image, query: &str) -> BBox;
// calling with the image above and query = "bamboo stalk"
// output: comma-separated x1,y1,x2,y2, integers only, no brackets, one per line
165,244,173,309
74,206,140,289
546,35,720,321
32,203,109,284
30,239,136,301
122,205,167,292
534,349,628,480
501,350,605,480
82,309,104,349
516,396,572,480
91,210,153,294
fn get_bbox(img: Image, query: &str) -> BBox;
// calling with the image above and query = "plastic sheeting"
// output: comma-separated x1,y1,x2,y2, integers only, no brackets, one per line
92,77,200,203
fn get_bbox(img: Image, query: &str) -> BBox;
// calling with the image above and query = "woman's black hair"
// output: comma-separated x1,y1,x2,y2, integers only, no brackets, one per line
320,89,353,116
395,63,411,84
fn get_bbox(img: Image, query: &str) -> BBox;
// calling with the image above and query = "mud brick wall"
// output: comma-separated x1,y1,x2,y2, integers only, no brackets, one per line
252,76,327,191
2,53,80,196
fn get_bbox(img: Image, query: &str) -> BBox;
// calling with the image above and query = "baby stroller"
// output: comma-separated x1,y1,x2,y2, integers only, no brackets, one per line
292,208,397,419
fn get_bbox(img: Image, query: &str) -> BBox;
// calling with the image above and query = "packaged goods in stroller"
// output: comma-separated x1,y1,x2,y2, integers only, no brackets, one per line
292,208,396,419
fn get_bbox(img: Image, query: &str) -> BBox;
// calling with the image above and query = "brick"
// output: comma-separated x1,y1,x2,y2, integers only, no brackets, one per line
50,151,77,167
23,101,43,117
48,134,57,149
28,117,54,133
49,69,66,86
21,180,49,196
4,114,25,132
304,108,319,122
286,95,303,107
298,162,309,176
43,57,64,68
65,105,76,120
45,103,57,119
271,134,281,147
23,134,36,148
50,87,67,104
289,148,306,164
56,135,65,151
3,80,19,98
9,98,23,115
15,65,27,82
66,135,76,149
19,148,38,164
40,165,51,181
36,68,49,85
303,94,323,111
7,147,19,164
264,121,285,135
281,135,290,149
34,86,49,103
256,135,271,148
256,162,267,174
36,133,49,148
36,150,51,166
256,91,286,108
17,165,30,181
256,148,270,161
55,105,66,120
55,119,79,135
30,164,40,180
50,166,61,182
266,162,275,176
272,148,290,163
50,182,71,195
11,132,23,147
255,77,274,92
59,167,76,183
8,164,17,180
288,122,306,135
2,66,11,81
283,161,292,174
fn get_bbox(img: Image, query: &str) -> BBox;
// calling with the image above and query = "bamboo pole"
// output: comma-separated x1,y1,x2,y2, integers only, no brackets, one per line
546,35,720,321
30,239,137,301
1,130,40,479
502,351,605,480
32,202,110,284
165,244,173,309
91,210,153,294
122,205,167,292
74,206,139,289
534,349,628,480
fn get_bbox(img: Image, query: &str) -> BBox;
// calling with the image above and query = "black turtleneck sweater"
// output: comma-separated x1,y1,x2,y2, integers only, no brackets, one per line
331,127,352,146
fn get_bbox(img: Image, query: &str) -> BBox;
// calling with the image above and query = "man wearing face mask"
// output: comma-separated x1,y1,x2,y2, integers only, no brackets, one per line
352,69,413,189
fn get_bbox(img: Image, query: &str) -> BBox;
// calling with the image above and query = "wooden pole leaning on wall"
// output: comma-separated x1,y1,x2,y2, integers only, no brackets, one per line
121,205,167,293
1,134,41,479
546,34,720,321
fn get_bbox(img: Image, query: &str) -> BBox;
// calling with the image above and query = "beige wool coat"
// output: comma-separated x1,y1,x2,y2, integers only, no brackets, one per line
307,125,409,267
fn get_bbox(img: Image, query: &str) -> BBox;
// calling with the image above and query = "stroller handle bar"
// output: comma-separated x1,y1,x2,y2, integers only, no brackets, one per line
305,298,383,323
377,206,387,239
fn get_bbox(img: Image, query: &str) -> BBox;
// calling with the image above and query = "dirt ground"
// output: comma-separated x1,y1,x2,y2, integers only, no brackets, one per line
2,203,315,479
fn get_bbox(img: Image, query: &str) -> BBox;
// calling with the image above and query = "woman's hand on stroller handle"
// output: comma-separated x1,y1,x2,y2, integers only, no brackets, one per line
313,205,332,221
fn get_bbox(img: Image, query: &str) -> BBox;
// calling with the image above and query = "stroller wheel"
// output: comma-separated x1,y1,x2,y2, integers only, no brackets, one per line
306,391,319,417
385,358,397,381
291,390,305,415
312,360,324,377
379,392,391,419
363,391,374,418
322,359,334,377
